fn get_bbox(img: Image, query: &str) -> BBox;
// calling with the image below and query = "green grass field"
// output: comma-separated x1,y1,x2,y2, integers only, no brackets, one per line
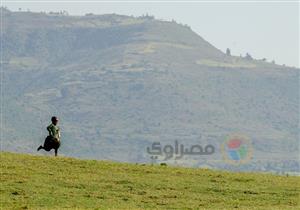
1,152,299,210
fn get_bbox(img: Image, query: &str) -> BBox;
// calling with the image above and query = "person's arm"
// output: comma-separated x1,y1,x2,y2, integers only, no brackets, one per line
47,125,53,137
57,127,61,139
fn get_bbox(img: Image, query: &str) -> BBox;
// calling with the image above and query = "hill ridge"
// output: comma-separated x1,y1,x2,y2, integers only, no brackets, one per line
1,9,299,174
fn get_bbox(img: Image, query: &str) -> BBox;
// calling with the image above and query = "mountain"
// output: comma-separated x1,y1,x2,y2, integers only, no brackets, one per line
1,8,299,173
1,152,300,209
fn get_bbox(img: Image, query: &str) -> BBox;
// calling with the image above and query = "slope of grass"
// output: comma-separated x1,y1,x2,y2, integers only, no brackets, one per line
1,152,299,210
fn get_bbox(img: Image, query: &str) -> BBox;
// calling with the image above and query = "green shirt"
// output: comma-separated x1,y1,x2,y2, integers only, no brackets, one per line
47,123,61,140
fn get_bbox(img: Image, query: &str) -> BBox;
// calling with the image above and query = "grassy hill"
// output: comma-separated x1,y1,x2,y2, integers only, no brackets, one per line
1,152,299,210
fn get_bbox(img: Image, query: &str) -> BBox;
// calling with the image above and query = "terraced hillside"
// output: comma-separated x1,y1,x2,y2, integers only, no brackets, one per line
1,8,299,173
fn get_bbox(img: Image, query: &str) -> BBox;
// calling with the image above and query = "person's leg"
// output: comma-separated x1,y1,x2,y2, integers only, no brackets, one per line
43,136,52,151
37,145,44,151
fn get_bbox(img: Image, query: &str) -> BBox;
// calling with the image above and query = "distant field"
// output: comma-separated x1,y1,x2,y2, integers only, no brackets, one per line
196,58,257,69
0,152,299,210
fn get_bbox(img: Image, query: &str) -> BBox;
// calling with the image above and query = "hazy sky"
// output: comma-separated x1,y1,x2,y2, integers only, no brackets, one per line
2,1,299,68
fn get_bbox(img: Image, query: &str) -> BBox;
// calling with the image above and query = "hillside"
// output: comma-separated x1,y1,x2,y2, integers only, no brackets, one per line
1,8,299,173
1,152,299,209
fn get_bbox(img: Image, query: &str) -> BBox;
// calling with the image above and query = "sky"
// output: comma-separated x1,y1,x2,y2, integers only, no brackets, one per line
2,1,299,68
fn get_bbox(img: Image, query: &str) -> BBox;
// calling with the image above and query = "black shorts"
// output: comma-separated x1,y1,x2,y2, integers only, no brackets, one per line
44,136,60,151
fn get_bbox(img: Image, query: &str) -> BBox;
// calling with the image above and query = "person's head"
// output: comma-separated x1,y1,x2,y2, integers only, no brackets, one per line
51,116,58,125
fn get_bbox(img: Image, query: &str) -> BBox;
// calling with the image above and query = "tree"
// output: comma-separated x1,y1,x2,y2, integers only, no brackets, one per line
226,48,231,56
245,53,253,60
